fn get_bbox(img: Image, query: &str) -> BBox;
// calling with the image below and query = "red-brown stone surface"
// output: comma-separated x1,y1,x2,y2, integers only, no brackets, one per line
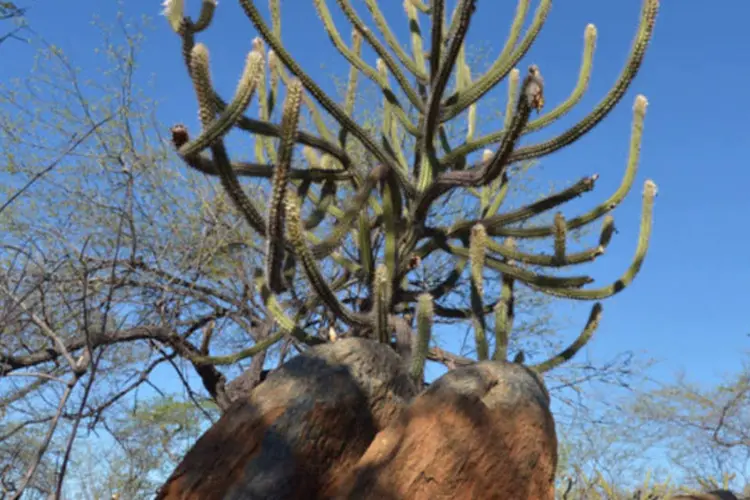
334,361,558,500
156,338,416,500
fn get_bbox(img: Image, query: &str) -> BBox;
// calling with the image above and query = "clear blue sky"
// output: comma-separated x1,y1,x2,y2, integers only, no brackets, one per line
4,0,750,479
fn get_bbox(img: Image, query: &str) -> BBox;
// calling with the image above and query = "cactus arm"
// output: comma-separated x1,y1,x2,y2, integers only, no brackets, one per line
364,0,428,82
492,265,515,361
458,46,477,143
481,67,519,212
286,191,370,327
358,212,374,284
410,293,433,383
239,0,416,196
305,231,363,274
180,44,267,238
469,224,489,360
334,0,427,113
183,329,286,366
378,60,410,174
478,150,495,213
485,172,512,218
504,69,521,131
445,243,593,289
439,0,550,122
237,114,350,168
164,0,218,34
442,22,595,166
486,94,648,239
302,153,341,229
304,182,338,230
525,24,597,131
179,156,352,183
530,179,656,300
373,265,391,344
532,303,602,373
422,0,476,188
256,273,325,345
494,0,531,75
599,215,616,247
177,26,349,168
309,169,382,258
265,0,282,116
486,238,604,268
414,65,539,223
340,29,361,137
254,43,276,163
404,0,428,76
178,48,264,159
270,51,338,144
313,0,420,136
265,79,303,294
428,0,444,82
408,0,431,14
507,0,659,164
381,170,401,296
553,212,567,264
192,0,217,32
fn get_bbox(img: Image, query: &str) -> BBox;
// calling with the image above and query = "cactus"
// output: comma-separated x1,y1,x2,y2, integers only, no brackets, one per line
163,0,659,380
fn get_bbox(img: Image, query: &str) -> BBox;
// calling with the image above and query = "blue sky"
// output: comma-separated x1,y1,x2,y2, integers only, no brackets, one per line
3,0,750,484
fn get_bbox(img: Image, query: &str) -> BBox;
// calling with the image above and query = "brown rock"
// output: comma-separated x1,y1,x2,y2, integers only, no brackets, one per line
334,361,557,500
156,338,417,500
671,491,739,500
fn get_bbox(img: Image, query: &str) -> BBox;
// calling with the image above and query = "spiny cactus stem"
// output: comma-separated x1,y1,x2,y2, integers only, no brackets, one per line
506,0,659,165
478,91,647,240
365,0,428,83
428,0,444,82
530,179,657,300
423,0,477,175
334,0,426,113
285,192,370,327
553,212,567,263
478,174,599,235
413,64,539,222
193,0,218,32
181,30,324,169
439,0,550,123
239,0,418,197
179,48,263,159
373,265,391,344
446,244,594,289
532,302,603,373
599,215,616,248
440,19,597,168
265,79,303,294
410,293,434,384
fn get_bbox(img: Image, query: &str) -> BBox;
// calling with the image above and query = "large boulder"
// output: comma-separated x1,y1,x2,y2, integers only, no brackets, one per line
334,361,558,500
156,338,417,500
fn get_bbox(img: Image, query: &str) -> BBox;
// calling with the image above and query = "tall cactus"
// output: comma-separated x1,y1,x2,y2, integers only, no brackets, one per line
162,0,659,381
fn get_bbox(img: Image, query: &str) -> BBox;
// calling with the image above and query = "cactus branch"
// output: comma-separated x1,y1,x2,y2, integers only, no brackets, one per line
239,0,417,196
410,293,434,383
508,0,659,164
266,79,303,294
532,303,603,373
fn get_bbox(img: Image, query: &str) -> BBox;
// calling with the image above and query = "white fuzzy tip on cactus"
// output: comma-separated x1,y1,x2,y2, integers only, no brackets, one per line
162,0,185,33
634,94,649,114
